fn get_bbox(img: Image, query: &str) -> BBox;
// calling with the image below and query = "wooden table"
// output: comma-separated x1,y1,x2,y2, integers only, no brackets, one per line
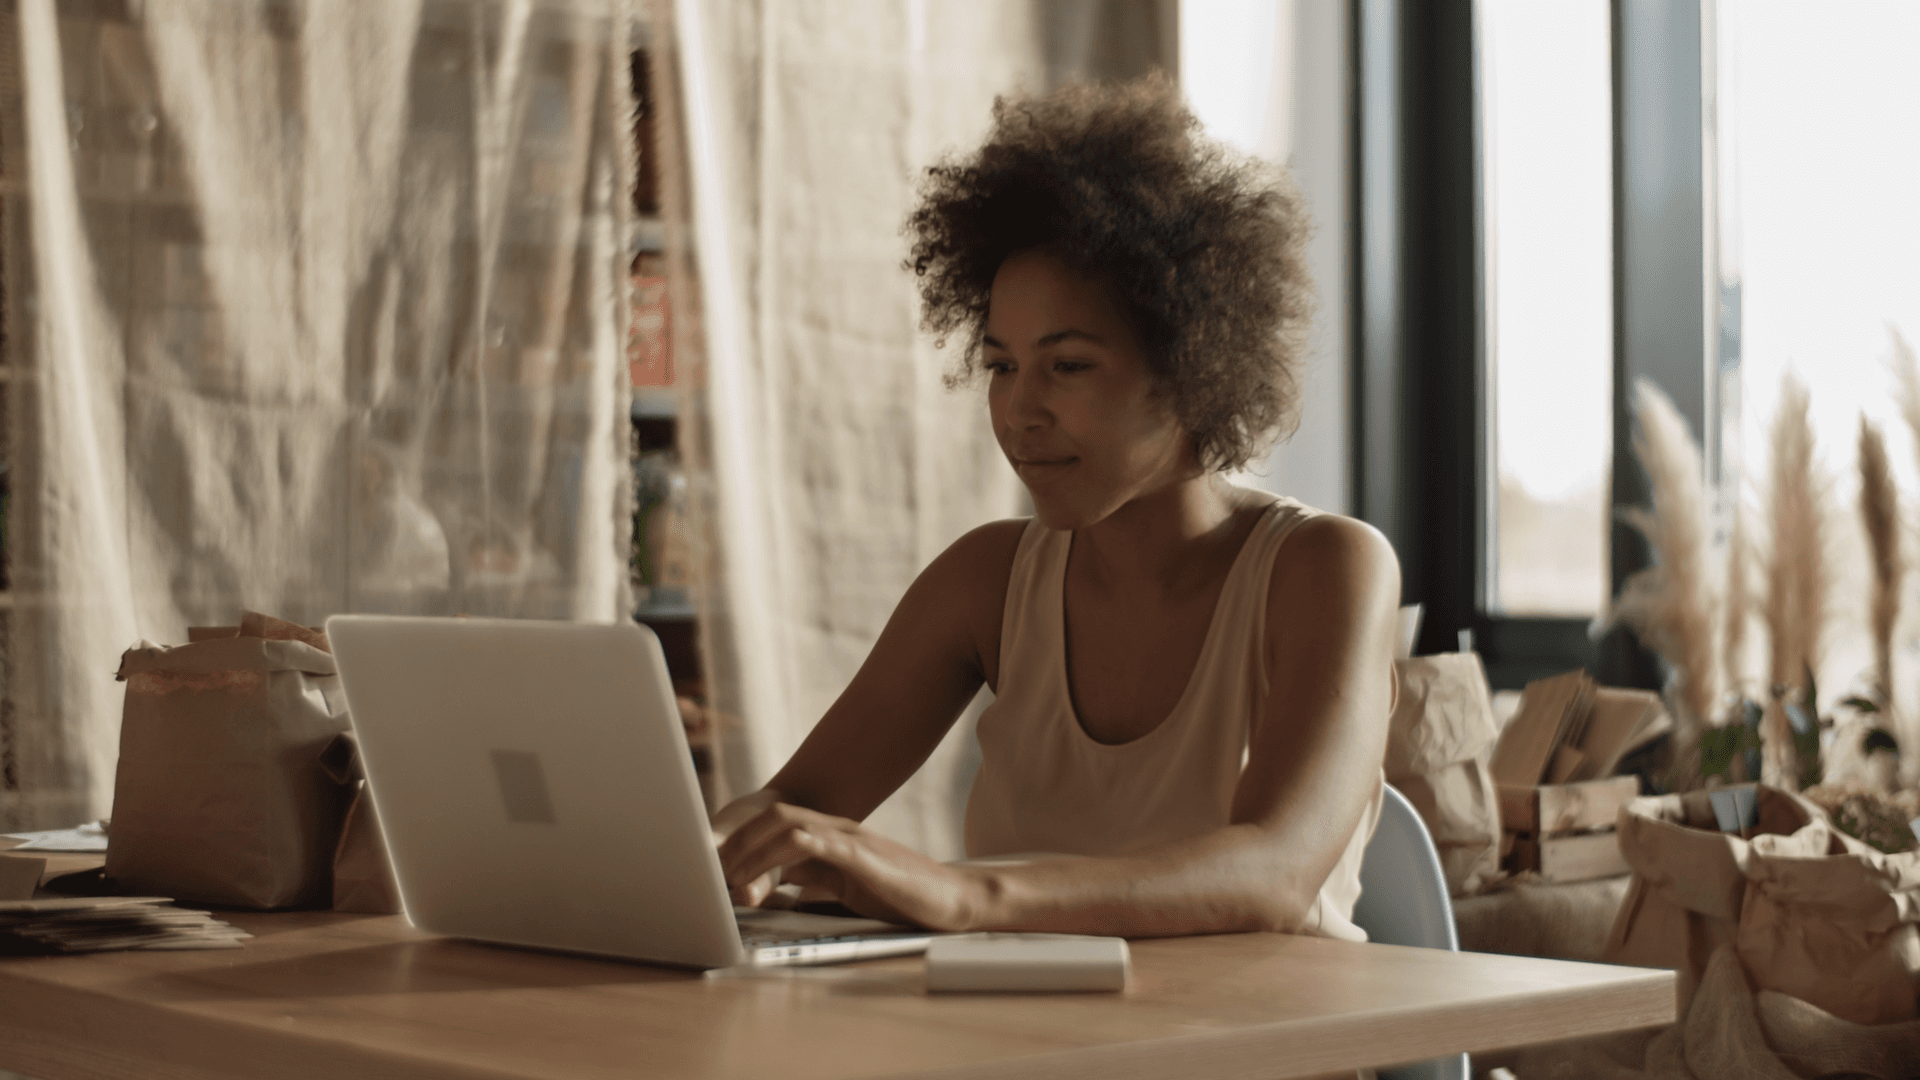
0,911,1674,1080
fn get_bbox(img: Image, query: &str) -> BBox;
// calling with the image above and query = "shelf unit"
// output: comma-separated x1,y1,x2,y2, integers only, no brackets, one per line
626,30,720,804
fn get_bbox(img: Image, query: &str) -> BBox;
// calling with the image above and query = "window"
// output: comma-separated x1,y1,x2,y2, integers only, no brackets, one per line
1360,1,1920,690
1717,2,1920,689
1479,0,1613,618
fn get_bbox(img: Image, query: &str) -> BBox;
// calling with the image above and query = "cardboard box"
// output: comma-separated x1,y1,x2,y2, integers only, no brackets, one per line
1505,830,1629,884
1499,775,1641,834
1498,776,1640,884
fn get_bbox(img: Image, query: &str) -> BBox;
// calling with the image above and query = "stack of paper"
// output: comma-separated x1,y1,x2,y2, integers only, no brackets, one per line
1491,671,1671,787
2,823,109,852
0,897,249,953
1580,687,1671,779
1491,672,1596,786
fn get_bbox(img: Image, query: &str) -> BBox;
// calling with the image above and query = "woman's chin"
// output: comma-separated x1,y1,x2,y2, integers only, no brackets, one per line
1027,494,1104,532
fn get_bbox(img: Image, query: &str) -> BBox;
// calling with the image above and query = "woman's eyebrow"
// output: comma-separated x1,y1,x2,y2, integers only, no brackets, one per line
980,329,1105,350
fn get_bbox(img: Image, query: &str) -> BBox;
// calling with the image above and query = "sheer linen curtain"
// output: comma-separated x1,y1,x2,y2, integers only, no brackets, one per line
658,0,1041,858
1,0,636,831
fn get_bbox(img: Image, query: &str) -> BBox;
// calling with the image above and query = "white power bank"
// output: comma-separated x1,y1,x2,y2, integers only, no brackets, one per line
924,933,1130,993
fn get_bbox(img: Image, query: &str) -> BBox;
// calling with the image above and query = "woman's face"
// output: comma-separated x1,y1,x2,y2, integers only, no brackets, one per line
984,249,1192,530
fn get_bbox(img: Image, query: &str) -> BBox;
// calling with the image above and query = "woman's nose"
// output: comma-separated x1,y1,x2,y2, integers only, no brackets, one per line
1004,368,1050,429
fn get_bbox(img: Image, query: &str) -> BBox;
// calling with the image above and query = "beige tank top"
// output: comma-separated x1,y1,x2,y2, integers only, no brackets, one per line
964,496,1385,942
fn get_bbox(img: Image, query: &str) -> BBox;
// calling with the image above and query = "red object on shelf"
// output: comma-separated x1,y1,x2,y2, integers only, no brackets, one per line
629,272,672,387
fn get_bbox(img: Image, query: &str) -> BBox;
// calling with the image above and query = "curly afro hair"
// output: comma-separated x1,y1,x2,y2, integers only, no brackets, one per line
904,74,1314,474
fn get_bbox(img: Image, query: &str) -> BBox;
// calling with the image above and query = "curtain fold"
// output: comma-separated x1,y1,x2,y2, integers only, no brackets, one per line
2,0,636,830
659,0,1042,858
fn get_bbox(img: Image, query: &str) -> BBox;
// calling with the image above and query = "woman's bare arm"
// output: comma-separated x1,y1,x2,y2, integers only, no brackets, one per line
718,513,1401,935
713,519,1024,831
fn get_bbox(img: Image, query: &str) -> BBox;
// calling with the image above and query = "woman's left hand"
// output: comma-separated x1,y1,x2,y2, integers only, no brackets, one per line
716,801,987,931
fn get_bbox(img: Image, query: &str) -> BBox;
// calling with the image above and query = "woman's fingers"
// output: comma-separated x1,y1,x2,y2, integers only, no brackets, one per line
715,800,868,908
777,859,844,895
726,822,863,893
717,801,802,862
711,799,981,929
722,815,886,908
710,788,782,845
725,831,801,891
718,803,848,876
730,869,780,908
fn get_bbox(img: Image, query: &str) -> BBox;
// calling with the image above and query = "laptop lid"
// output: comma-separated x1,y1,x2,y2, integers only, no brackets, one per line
326,615,745,969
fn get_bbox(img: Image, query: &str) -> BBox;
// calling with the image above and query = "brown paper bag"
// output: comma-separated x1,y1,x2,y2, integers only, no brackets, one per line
108,626,351,909
1738,821,1920,1025
317,733,402,914
188,612,330,651
1605,784,1920,1025
1385,652,1503,896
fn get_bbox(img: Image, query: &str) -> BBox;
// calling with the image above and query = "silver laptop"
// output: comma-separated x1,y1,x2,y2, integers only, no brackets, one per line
326,614,936,968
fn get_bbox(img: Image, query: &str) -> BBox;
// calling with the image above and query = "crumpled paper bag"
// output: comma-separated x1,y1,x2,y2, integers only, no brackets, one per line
107,613,351,909
1385,652,1503,896
1605,783,1920,1025
1503,943,1920,1080
1738,820,1920,1026
317,733,402,915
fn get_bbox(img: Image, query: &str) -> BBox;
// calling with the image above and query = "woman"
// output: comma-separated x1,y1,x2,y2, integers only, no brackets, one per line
713,77,1401,941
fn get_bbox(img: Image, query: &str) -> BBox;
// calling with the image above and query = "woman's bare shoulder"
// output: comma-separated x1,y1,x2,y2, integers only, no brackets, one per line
1266,512,1400,620
1279,512,1395,570
912,518,1029,611
905,518,1029,687
940,518,1031,570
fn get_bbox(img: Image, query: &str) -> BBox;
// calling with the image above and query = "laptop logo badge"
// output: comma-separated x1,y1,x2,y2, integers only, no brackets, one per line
490,749,558,824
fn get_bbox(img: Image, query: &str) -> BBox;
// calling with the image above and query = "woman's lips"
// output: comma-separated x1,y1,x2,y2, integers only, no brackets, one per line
1014,457,1078,478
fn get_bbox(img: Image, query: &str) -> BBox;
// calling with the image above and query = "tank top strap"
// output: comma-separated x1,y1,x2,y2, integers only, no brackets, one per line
994,517,1068,695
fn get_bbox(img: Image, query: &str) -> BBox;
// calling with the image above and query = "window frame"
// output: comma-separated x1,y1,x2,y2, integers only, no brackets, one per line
1354,0,1726,690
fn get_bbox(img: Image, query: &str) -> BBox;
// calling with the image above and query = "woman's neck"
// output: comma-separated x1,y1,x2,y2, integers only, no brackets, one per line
1072,473,1265,596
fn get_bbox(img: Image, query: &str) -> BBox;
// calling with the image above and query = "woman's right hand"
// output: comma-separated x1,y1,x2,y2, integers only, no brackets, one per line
710,788,784,904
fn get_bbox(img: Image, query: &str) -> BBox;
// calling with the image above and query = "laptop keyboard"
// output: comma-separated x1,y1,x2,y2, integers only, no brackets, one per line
737,924,868,946
733,907,919,945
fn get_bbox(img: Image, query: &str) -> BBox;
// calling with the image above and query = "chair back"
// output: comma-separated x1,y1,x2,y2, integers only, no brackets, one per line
1351,783,1469,1080
1353,784,1460,951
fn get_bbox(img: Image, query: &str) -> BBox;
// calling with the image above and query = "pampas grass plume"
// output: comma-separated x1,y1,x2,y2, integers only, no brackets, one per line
1887,326,1920,784
1762,373,1824,790
1609,380,1718,783
1722,492,1751,708
1858,415,1901,705
1892,328,1920,466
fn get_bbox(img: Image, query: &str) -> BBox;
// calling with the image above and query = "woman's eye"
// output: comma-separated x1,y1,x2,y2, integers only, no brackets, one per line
1052,360,1092,373
985,359,1015,375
